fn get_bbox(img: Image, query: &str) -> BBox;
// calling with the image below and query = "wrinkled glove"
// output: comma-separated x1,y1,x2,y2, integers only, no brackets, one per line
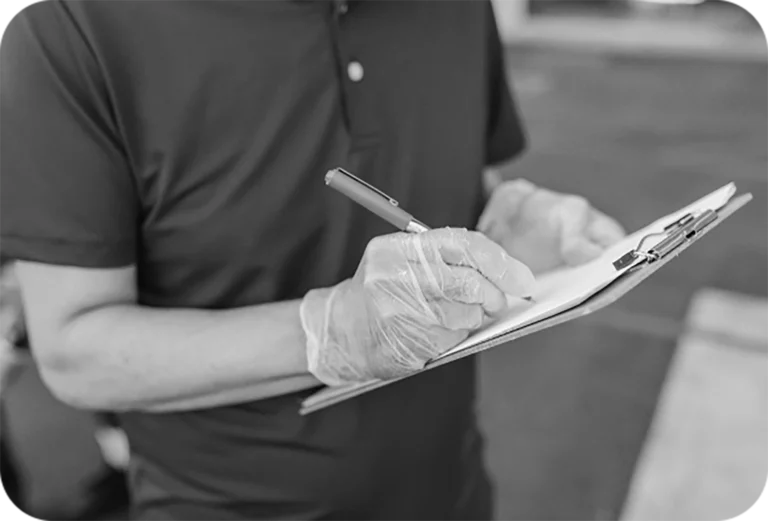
300,228,535,386
478,179,626,275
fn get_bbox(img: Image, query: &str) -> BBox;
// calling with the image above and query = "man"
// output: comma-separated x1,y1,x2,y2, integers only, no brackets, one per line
0,1,624,519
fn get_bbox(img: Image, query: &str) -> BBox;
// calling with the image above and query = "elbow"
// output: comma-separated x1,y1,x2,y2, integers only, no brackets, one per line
37,361,114,411
35,341,124,411
38,368,102,410
13,261,141,410
32,307,145,412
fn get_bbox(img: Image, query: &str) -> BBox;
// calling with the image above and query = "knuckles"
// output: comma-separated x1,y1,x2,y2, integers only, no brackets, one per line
560,194,590,213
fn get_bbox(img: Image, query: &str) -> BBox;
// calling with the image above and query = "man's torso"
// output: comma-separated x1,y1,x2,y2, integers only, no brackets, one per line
9,1,518,517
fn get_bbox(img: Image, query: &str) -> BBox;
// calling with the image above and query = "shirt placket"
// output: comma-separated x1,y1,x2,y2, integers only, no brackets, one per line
326,0,379,142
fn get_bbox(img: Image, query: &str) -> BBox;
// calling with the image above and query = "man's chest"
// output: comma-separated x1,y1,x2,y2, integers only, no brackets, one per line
73,1,492,287
81,1,489,184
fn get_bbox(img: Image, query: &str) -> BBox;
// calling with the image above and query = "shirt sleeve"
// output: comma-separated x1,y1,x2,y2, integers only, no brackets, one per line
0,2,137,268
484,0,527,166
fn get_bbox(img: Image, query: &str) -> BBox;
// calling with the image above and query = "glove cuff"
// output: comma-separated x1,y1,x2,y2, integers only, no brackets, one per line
300,285,337,386
300,282,371,387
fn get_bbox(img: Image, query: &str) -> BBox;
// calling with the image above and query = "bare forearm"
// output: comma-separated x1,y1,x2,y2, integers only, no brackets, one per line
39,300,319,412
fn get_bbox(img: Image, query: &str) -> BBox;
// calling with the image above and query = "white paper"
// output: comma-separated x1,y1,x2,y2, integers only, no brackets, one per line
437,182,736,358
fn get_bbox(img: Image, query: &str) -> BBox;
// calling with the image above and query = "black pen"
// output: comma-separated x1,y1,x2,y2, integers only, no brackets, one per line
324,168,534,303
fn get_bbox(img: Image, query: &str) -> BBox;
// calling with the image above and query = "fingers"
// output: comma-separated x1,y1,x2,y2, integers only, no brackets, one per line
422,266,508,316
367,235,508,325
557,196,617,266
422,228,536,298
432,301,486,331
557,196,595,263
586,210,626,248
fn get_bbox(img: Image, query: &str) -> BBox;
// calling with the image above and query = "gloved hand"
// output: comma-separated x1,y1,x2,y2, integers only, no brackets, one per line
300,228,535,386
477,179,626,275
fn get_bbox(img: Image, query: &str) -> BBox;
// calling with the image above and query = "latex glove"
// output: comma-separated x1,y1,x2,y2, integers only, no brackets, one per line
300,228,535,386
477,179,626,275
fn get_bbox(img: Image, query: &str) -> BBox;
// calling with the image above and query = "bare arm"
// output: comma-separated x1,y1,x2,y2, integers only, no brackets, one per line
15,261,320,413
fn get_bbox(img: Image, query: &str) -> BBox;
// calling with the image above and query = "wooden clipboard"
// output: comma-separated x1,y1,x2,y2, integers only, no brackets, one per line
300,190,753,415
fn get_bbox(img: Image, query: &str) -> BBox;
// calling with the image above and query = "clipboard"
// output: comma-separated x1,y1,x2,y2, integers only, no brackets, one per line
300,185,753,415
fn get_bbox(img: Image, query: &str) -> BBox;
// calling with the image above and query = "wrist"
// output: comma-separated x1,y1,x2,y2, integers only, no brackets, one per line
299,279,371,386
299,285,334,382
477,178,538,235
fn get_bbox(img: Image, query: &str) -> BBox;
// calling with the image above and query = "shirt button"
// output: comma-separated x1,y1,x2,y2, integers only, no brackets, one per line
347,61,364,82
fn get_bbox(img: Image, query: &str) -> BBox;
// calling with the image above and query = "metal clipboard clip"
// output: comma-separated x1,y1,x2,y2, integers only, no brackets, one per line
612,208,719,271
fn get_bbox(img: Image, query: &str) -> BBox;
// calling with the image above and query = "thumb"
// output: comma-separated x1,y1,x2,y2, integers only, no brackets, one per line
455,230,536,298
424,228,536,298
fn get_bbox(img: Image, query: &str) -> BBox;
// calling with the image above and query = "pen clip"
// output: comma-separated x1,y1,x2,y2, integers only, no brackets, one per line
333,168,399,207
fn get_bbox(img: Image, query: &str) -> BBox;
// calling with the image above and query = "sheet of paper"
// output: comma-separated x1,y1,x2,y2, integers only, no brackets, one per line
437,182,736,358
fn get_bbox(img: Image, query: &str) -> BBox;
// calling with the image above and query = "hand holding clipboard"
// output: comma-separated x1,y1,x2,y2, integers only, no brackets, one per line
303,179,752,414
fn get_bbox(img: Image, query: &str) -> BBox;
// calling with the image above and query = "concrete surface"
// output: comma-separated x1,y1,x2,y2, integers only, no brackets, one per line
622,289,768,521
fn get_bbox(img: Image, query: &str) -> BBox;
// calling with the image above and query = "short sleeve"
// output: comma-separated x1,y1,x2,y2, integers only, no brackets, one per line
0,2,137,268
485,1,527,166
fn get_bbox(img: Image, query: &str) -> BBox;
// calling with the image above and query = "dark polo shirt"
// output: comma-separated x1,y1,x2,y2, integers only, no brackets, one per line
1,0,526,518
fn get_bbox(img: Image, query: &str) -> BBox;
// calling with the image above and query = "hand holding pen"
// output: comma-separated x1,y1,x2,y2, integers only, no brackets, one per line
325,168,536,303
299,206,536,386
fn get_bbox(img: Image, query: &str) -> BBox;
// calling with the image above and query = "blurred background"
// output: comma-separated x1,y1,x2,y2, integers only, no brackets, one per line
1,0,766,520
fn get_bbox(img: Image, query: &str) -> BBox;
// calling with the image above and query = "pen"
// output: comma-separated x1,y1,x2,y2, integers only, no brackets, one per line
324,167,534,303
324,168,429,234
